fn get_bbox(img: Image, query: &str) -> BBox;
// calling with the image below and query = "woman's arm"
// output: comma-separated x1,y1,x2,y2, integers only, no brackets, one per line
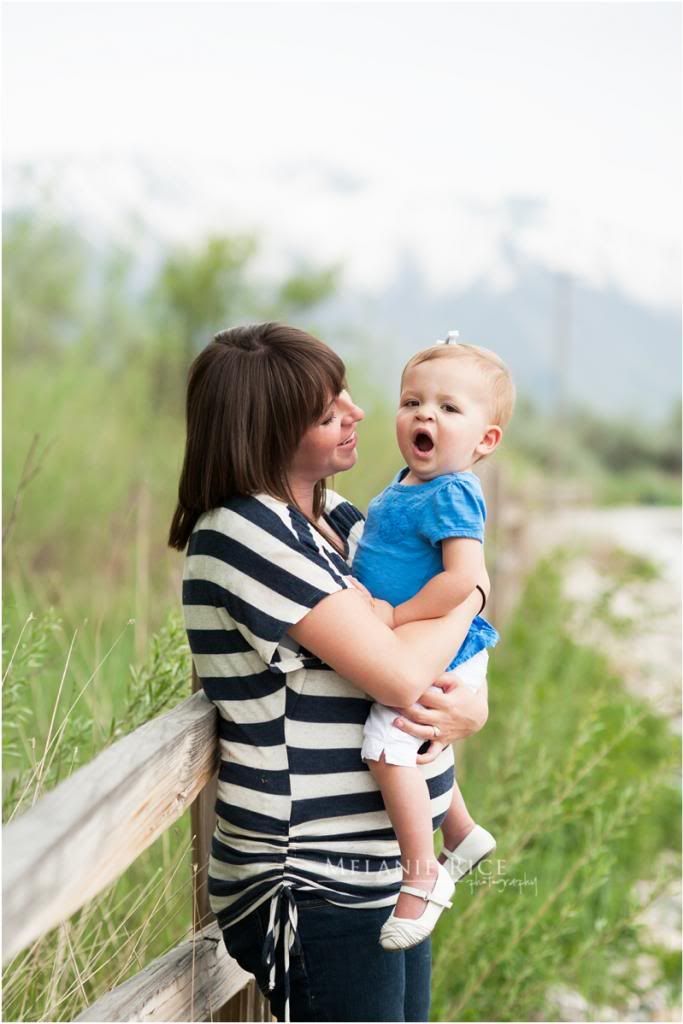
287,586,482,708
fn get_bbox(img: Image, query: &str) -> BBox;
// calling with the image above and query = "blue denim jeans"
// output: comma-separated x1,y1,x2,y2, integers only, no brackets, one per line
221,893,432,1022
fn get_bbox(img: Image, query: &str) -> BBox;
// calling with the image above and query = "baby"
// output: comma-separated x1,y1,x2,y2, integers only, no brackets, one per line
352,333,515,950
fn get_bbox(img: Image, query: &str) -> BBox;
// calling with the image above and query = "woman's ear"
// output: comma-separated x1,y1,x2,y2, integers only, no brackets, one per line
475,425,503,458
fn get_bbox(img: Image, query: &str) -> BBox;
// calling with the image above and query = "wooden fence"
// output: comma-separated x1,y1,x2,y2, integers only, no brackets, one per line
2,669,271,1022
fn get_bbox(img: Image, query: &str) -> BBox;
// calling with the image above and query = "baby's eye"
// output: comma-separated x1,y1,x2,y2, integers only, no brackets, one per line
442,404,459,413
402,399,419,407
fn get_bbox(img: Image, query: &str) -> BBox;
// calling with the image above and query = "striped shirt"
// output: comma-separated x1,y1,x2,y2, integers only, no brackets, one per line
182,488,455,1019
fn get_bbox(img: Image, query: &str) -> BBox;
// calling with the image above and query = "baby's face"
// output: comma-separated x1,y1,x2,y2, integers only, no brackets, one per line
396,359,494,481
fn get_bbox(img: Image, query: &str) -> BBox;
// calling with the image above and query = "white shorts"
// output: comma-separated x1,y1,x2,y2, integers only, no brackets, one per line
360,649,489,767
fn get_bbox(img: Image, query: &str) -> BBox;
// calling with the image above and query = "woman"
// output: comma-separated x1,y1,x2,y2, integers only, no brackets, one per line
168,323,489,1022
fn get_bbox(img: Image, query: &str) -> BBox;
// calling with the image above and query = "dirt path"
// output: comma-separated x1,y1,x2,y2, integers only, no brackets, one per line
530,504,681,726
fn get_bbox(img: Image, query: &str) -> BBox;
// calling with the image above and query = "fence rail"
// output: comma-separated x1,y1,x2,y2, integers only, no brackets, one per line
2,672,269,1020
73,921,251,1022
3,690,217,964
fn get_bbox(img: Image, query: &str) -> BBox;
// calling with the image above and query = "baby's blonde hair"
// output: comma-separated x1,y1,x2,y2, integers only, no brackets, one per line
401,342,516,430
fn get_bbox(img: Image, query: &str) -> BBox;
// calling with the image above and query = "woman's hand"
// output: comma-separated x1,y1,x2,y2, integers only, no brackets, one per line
391,673,489,764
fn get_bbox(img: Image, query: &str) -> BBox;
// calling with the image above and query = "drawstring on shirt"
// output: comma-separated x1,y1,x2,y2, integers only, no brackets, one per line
262,882,299,1023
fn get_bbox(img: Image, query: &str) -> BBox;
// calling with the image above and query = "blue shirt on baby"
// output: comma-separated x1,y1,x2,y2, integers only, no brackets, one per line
352,468,498,671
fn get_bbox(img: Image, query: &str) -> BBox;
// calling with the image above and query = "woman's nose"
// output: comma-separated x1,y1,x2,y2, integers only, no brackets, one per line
340,391,365,423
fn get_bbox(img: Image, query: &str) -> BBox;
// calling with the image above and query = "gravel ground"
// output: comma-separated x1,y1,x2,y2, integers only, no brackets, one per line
530,505,681,727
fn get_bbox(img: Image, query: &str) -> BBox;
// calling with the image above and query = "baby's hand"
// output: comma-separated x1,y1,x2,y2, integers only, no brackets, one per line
347,577,395,627
348,577,374,598
371,598,396,629
347,576,373,604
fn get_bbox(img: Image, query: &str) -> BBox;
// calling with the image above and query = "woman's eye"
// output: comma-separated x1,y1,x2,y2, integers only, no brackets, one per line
321,414,336,425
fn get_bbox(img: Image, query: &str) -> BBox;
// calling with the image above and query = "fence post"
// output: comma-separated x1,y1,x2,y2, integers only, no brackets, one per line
190,668,272,1022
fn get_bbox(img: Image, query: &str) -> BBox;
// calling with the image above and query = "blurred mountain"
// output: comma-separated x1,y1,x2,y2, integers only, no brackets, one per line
316,248,681,422
4,155,680,421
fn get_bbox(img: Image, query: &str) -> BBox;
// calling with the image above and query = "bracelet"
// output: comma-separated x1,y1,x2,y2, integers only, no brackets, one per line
475,584,487,615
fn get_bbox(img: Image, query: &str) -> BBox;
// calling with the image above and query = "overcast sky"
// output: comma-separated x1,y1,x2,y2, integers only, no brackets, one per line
3,2,681,308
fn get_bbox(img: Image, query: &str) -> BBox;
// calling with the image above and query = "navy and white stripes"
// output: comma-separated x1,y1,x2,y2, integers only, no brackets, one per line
182,489,455,1020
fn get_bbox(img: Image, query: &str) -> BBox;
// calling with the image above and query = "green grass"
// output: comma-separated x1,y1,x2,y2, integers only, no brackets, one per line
430,558,681,1021
3,350,184,630
2,608,192,819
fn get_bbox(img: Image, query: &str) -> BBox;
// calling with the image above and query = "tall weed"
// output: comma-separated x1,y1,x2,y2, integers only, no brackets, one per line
2,608,194,1022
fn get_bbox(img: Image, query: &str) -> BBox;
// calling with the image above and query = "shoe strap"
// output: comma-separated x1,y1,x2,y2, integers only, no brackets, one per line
441,848,468,864
399,884,453,910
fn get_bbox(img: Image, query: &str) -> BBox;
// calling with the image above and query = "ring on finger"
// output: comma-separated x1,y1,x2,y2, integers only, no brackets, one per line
432,725,441,738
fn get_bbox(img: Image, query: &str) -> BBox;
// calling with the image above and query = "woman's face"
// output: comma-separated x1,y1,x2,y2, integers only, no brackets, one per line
288,390,365,484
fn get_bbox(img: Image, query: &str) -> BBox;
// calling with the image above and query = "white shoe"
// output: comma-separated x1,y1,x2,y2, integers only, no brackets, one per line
379,862,455,951
441,825,496,882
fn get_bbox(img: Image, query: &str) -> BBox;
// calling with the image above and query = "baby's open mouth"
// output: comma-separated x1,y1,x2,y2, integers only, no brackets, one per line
413,432,434,453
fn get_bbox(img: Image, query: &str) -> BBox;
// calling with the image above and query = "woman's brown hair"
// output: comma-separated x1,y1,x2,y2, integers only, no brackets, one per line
168,322,347,551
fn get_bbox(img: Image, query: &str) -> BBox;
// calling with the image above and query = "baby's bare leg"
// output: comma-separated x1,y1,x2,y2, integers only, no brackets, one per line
368,754,440,920
438,779,476,861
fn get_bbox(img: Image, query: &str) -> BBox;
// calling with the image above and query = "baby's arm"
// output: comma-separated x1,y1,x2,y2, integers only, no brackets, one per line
393,537,484,628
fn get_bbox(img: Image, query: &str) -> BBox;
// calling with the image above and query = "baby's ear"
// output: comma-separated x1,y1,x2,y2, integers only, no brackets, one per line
475,425,503,458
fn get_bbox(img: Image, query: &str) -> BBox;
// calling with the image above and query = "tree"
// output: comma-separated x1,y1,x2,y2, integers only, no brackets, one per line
148,235,339,407
2,211,87,360
152,235,259,366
